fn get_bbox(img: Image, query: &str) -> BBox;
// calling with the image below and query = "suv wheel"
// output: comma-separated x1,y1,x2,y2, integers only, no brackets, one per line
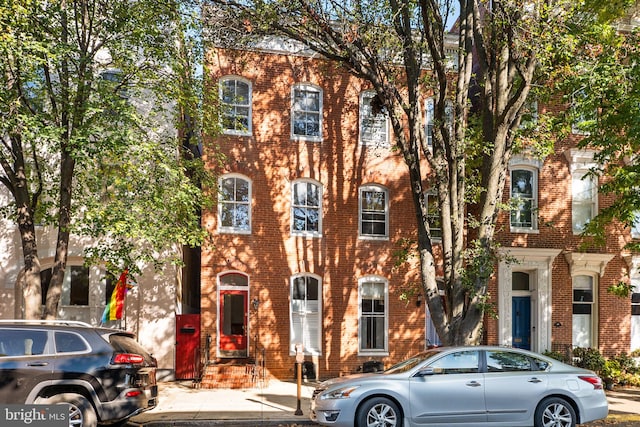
36,393,97,427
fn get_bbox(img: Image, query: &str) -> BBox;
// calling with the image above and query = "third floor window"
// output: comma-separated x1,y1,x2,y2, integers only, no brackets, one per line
292,84,322,141
359,91,389,146
220,77,251,135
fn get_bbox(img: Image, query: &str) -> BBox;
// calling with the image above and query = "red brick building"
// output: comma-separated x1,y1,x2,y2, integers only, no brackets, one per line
201,41,640,381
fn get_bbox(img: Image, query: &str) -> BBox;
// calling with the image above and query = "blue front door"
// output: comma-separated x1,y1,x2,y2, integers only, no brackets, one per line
512,296,531,350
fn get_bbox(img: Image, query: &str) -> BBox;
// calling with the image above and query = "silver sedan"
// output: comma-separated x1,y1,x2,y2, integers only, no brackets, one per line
310,346,608,427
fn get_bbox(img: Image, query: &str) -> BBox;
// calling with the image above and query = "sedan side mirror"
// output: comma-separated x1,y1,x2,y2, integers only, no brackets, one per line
415,367,436,377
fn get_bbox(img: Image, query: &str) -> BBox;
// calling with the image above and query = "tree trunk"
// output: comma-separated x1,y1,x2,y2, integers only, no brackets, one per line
16,199,42,320
43,150,75,319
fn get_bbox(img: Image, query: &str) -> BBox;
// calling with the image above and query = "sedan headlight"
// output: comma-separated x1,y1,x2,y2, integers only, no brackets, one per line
320,385,360,400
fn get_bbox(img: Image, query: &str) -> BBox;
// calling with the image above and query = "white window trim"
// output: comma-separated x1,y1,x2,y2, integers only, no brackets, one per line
520,100,539,129
508,165,539,233
571,274,598,348
219,76,252,136
289,273,322,356
217,174,252,234
358,276,389,356
571,170,597,235
632,211,640,239
40,257,103,312
571,90,594,136
424,97,453,150
564,252,615,349
359,184,389,240
291,83,323,142
359,91,389,146
290,179,323,237
425,190,442,242
425,97,434,149
630,257,640,352
564,149,598,235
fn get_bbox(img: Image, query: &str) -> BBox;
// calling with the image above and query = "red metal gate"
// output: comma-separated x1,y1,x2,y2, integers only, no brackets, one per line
175,314,201,380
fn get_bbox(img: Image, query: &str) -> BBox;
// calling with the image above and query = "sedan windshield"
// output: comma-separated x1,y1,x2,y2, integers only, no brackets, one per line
384,349,443,374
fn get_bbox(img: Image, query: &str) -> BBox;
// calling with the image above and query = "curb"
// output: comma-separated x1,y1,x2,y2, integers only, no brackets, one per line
129,422,315,427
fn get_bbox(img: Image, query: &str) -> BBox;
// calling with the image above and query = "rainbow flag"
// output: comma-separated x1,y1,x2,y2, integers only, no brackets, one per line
102,270,128,323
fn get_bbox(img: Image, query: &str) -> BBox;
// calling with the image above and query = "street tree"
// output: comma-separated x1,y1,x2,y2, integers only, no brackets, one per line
556,3,640,256
0,0,214,319
207,0,577,345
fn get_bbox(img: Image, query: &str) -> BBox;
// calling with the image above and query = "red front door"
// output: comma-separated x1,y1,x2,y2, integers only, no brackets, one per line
219,290,248,357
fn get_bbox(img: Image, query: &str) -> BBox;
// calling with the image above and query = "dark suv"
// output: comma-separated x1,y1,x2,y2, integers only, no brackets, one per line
0,320,158,427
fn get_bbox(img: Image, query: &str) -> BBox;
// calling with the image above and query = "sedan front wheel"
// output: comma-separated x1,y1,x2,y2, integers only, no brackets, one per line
534,396,576,427
356,397,402,427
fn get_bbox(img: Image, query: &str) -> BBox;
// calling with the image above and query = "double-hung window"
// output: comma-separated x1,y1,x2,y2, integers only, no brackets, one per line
572,171,597,234
632,211,640,239
290,275,321,355
292,180,322,236
572,275,595,348
359,185,388,239
426,191,442,239
220,77,251,135
520,100,538,128
359,277,388,354
425,97,453,149
360,91,389,146
571,90,595,135
510,168,538,230
292,84,322,140
425,98,434,148
632,270,640,352
218,175,251,233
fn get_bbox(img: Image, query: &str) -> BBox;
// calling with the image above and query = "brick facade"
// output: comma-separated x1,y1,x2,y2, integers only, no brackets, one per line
201,46,638,380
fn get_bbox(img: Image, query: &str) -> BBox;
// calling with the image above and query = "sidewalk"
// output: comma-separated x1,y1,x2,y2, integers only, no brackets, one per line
128,380,317,427
128,381,640,427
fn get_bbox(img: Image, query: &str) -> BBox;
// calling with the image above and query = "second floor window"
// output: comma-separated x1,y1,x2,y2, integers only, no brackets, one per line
360,91,388,145
292,180,321,235
510,168,537,230
220,77,251,135
572,171,597,234
292,84,322,140
218,175,251,233
360,186,388,238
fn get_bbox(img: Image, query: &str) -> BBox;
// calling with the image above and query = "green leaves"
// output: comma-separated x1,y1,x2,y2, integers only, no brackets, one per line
1,0,215,275
556,12,640,250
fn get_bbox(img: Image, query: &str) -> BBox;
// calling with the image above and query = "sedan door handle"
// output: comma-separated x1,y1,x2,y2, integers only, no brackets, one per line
528,377,542,383
27,362,48,367
466,381,482,387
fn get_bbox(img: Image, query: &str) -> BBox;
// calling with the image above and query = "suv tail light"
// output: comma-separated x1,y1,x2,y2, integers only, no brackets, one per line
579,375,603,390
113,353,145,365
